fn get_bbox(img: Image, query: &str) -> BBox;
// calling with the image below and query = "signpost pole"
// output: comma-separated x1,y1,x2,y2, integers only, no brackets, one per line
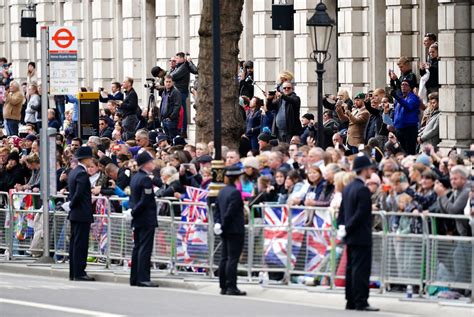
37,26,53,263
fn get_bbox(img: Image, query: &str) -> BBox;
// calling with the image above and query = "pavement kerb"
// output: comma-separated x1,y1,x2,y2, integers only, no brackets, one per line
0,262,199,290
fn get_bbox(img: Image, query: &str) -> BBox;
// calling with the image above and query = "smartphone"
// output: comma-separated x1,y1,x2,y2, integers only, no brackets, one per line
181,163,193,170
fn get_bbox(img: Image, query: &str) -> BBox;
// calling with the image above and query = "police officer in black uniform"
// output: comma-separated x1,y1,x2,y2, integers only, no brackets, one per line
214,166,246,296
68,146,95,281
337,154,379,311
127,151,158,287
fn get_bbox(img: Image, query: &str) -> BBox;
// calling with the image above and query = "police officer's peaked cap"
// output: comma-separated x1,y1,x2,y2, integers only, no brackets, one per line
352,154,375,172
136,151,154,166
75,146,93,160
225,165,244,177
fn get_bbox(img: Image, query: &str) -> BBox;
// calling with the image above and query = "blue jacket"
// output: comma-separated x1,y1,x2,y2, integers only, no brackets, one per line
245,109,262,136
393,91,420,129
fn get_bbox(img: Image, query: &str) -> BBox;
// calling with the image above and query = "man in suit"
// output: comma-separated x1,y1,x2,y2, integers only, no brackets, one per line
337,154,379,311
119,77,139,140
336,92,370,153
213,166,246,296
126,151,158,287
67,146,95,281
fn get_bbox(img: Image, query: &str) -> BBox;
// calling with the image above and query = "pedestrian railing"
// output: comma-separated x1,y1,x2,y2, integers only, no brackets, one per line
1,196,472,301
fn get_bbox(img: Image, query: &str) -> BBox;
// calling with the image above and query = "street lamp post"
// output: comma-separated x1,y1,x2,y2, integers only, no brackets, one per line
307,1,335,148
208,0,225,199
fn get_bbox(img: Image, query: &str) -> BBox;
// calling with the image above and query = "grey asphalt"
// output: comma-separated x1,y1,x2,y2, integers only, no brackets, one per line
0,272,428,317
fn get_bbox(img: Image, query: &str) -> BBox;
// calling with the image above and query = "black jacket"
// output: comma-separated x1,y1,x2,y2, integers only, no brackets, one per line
214,184,245,236
121,88,139,118
129,169,158,228
159,86,181,122
268,92,302,137
337,178,372,246
170,61,198,93
390,69,418,91
0,164,25,192
99,127,113,139
68,165,93,223
420,58,439,94
117,167,131,190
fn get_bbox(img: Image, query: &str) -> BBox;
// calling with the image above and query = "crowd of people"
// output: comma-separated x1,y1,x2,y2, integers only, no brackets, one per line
0,36,472,274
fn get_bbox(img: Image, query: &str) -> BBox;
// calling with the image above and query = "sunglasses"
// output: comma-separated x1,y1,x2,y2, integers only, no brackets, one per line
282,87,292,90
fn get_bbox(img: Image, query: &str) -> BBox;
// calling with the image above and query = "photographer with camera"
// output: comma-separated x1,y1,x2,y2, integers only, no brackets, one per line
118,77,139,141
239,60,254,99
170,52,198,138
99,82,124,104
159,75,181,139
265,82,301,143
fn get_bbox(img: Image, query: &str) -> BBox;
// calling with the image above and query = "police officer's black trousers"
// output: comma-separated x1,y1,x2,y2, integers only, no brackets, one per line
345,244,372,309
219,234,244,290
69,221,91,279
130,226,155,285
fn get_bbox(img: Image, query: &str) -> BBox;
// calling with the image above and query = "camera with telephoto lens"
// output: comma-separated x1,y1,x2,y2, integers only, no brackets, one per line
144,78,155,89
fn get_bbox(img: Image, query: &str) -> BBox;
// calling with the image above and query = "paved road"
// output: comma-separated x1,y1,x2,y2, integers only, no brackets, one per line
0,272,423,317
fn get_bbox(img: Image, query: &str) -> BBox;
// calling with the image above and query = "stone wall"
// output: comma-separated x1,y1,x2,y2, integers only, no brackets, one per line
0,0,471,148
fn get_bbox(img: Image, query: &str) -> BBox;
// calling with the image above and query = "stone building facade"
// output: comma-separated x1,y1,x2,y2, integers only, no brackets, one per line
0,0,472,149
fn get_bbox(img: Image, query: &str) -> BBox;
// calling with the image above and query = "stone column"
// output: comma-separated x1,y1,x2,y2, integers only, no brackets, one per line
188,0,202,142
240,0,253,61
437,0,473,151
338,0,370,97
179,0,190,53
189,0,202,59
64,0,85,87
280,0,294,75
0,0,10,58
8,0,30,82
369,0,386,89
113,0,123,81
91,0,114,90
156,0,179,71
253,0,279,97
385,0,420,84
140,0,156,104
35,0,57,78
122,0,142,101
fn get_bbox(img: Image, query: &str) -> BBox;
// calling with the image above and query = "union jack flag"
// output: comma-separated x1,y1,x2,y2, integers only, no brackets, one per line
305,209,332,272
180,186,208,222
92,198,108,254
263,206,306,268
176,187,209,265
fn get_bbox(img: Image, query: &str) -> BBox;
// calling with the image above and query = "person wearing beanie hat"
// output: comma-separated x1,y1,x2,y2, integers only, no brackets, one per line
67,145,95,282
336,92,370,154
214,165,246,296
127,150,158,287
337,153,379,312
415,153,431,167
257,133,273,151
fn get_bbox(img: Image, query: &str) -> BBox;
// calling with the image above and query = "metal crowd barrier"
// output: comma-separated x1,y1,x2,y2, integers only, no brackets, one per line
2,194,473,300
0,191,11,257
